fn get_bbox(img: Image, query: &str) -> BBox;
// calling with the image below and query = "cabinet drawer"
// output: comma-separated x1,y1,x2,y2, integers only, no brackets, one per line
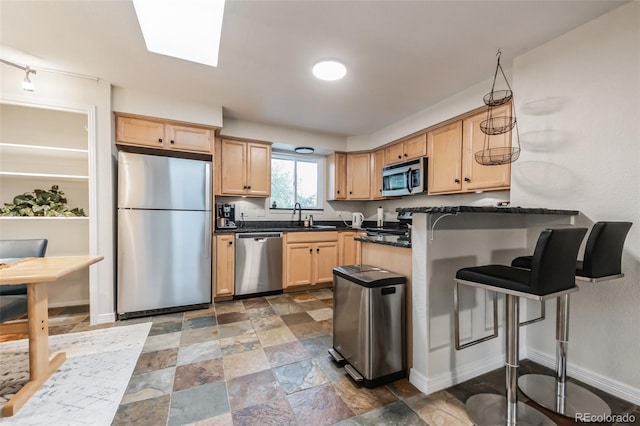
286,231,339,243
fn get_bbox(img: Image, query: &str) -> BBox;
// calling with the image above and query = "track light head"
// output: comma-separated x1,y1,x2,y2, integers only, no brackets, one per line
22,66,36,91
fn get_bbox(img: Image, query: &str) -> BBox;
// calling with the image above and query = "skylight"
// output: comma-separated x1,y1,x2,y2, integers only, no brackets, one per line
132,0,225,67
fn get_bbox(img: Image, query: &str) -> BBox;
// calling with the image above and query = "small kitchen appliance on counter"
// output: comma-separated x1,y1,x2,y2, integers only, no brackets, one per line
330,264,407,388
216,203,237,229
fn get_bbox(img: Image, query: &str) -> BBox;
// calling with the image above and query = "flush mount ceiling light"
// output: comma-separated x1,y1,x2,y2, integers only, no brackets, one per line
132,0,226,67
294,147,314,154
312,60,347,81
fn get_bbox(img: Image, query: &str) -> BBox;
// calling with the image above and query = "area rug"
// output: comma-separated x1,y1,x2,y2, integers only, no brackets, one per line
0,322,151,425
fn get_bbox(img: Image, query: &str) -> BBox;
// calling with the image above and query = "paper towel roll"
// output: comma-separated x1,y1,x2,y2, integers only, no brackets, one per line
377,206,384,227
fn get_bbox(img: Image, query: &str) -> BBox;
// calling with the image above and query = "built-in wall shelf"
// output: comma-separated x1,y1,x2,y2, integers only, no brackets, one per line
0,171,89,181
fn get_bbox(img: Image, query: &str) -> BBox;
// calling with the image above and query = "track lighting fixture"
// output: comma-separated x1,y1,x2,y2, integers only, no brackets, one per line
22,66,36,92
0,59,37,92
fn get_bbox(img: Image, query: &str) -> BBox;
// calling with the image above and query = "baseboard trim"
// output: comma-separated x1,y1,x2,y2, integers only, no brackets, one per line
95,312,116,325
527,349,640,405
409,353,505,395
48,299,90,308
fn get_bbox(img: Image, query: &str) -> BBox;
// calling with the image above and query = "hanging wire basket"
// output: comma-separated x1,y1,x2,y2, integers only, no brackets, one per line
480,116,517,135
483,89,512,107
475,49,521,166
475,147,521,166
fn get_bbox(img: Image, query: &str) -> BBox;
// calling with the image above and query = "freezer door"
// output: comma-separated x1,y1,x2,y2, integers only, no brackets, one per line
117,209,212,314
118,151,211,211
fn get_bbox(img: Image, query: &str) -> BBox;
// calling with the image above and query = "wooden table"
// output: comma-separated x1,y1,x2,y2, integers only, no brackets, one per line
0,255,103,416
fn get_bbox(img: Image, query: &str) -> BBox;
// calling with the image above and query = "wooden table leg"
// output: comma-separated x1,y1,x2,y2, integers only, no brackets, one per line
2,282,66,417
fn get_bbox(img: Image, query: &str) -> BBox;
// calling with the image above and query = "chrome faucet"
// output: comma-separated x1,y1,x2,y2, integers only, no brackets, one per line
292,202,302,225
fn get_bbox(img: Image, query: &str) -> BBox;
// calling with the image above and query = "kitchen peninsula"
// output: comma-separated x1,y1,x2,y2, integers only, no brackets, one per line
396,205,579,396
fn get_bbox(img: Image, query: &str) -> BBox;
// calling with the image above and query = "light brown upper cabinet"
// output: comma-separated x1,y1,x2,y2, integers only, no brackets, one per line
219,138,271,197
326,152,347,200
428,105,511,194
346,152,372,200
461,105,511,192
384,133,427,165
428,121,463,194
370,148,385,200
116,115,212,154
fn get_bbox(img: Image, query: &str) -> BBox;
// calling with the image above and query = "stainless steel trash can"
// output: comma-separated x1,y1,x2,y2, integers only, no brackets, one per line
330,264,406,388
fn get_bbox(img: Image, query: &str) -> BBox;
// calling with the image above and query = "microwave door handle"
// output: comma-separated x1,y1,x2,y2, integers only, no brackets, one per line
405,168,413,193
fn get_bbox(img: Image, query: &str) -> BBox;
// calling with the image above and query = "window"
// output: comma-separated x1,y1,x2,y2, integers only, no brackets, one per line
270,152,323,210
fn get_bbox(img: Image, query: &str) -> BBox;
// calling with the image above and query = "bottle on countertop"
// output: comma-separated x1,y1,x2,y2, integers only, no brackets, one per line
304,215,310,227
377,206,384,227
309,215,314,226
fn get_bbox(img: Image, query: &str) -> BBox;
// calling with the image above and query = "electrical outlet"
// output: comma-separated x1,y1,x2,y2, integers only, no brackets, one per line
336,211,342,216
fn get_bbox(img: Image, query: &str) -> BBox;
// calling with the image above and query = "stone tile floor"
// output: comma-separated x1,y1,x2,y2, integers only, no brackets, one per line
2,289,638,425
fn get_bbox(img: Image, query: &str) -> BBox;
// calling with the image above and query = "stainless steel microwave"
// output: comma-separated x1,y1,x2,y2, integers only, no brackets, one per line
382,157,428,197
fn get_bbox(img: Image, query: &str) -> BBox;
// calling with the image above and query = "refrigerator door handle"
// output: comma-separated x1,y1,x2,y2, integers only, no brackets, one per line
204,162,212,211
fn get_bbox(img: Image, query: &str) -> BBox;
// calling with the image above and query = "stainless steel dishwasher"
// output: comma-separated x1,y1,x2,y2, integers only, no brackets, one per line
234,232,283,296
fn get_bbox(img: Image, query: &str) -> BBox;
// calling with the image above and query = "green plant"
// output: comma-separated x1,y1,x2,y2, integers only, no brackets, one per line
1,185,87,217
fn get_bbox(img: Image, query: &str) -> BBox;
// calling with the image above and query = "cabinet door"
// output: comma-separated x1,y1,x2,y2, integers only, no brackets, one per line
215,235,235,297
462,106,511,191
285,243,313,287
371,149,385,200
314,241,339,285
339,232,361,266
428,121,463,194
116,116,165,148
326,152,347,200
220,139,247,195
384,142,404,165
246,142,271,196
347,152,371,200
166,124,212,153
403,133,427,160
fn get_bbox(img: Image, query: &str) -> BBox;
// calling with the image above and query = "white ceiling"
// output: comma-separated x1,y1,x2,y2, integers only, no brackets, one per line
0,0,627,137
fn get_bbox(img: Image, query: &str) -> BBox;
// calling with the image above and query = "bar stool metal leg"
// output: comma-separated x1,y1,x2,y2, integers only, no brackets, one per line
518,294,611,417
466,295,556,426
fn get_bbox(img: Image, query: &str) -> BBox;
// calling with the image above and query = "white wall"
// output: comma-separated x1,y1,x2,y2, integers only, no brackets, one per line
511,2,640,401
1,64,114,324
220,118,346,154
112,87,223,128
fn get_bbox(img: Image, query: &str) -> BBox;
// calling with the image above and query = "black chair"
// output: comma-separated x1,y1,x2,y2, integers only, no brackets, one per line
454,227,587,426
512,222,631,418
0,239,48,324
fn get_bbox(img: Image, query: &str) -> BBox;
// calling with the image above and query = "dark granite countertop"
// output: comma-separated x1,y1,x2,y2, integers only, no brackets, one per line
396,205,579,215
355,235,412,249
214,220,358,234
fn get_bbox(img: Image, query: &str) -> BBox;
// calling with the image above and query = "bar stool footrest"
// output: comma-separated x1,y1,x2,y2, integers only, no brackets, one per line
466,393,556,426
518,374,611,418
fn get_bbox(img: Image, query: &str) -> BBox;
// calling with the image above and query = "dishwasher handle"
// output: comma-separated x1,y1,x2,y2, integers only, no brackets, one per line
236,233,283,240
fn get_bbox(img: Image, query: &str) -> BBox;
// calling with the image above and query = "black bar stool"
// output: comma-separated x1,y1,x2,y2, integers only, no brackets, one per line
512,222,632,418
455,227,587,426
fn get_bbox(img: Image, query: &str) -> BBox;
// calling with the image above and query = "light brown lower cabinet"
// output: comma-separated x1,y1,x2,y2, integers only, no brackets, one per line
213,234,234,300
283,232,339,291
339,231,362,265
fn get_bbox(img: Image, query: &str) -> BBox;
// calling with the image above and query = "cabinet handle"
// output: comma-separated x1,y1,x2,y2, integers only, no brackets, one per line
309,248,312,253
243,185,247,189
464,177,470,182
337,190,340,194
316,248,320,253
170,140,175,144
379,189,382,193
247,186,251,189
228,241,233,245
454,179,460,183
398,155,402,159
404,153,408,157
349,191,352,195
158,138,163,143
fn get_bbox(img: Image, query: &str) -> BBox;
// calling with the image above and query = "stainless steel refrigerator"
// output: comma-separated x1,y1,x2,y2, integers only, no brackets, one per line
117,151,212,318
